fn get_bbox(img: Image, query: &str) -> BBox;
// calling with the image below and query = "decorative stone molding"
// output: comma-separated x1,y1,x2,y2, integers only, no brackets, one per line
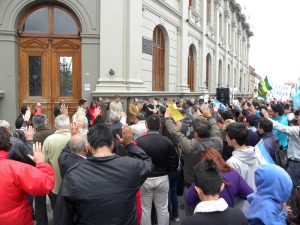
224,9,230,18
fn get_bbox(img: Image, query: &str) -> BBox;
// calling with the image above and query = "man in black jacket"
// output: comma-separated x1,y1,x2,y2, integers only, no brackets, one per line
58,134,87,178
136,114,178,225
32,114,54,225
54,124,151,225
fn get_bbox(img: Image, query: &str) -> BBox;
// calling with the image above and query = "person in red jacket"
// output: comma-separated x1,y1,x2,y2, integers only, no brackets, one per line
0,127,55,225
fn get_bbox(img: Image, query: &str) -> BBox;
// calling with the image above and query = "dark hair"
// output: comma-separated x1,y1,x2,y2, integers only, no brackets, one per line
226,122,249,146
258,118,273,133
294,109,300,117
245,115,256,127
284,103,291,110
271,103,284,116
32,114,47,129
252,102,259,108
194,160,222,195
143,97,149,101
90,100,97,109
146,114,160,131
201,148,231,173
21,105,28,115
155,97,160,101
231,108,241,121
185,99,193,107
242,109,250,117
259,106,268,111
15,116,24,129
241,102,251,108
159,106,166,115
87,124,113,149
221,111,234,120
0,127,11,151
194,120,211,138
79,99,87,106
289,119,298,126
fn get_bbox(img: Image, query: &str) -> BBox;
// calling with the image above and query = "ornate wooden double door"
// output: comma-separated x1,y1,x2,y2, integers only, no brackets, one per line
18,4,82,127
19,37,81,127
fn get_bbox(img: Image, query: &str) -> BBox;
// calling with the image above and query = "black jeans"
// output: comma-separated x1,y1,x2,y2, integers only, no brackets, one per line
168,170,180,218
287,161,300,216
35,192,57,225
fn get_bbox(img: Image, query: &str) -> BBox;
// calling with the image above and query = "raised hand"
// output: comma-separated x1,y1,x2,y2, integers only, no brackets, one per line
214,103,220,112
24,126,35,141
28,142,45,163
60,104,68,115
116,125,133,145
164,107,172,118
261,109,270,119
69,123,79,136
93,107,101,118
24,108,32,122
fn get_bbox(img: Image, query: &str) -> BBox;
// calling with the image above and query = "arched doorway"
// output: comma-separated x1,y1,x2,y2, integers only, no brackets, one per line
18,3,81,127
152,26,165,91
188,45,195,92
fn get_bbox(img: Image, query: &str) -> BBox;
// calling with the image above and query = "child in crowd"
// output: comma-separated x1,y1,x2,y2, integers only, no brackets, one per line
181,160,247,225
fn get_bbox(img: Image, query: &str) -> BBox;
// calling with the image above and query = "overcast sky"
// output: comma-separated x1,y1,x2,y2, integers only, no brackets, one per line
237,0,300,84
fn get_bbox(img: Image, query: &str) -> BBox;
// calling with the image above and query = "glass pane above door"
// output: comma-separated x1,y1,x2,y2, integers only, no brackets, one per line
53,8,78,34
29,56,42,96
24,7,49,33
60,56,73,96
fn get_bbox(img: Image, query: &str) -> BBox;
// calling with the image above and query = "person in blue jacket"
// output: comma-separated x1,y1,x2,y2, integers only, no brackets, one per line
246,164,292,225
269,103,288,150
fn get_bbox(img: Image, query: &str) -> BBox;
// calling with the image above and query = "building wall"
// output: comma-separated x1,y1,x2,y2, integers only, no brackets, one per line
0,0,252,125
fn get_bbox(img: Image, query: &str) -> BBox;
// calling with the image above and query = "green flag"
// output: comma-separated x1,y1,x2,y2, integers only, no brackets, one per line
258,76,272,98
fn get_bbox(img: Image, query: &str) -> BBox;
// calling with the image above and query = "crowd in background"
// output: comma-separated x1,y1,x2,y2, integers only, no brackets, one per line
1,94,300,225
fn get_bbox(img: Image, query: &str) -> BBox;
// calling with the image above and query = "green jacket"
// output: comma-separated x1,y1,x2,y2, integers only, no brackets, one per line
44,129,71,194
165,117,223,185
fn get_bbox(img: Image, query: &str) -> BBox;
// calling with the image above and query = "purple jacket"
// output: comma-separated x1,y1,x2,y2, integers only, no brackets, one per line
185,169,254,207
262,132,277,161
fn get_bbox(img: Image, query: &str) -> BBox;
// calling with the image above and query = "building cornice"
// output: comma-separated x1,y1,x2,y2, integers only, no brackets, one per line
143,1,181,28
228,0,253,37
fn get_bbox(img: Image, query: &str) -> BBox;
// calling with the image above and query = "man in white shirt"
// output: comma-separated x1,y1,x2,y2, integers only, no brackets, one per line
130,113,147,140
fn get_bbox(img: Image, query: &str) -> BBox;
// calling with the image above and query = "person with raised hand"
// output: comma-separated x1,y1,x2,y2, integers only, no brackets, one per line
54,124,151,225
261,108,300,219
0,127,55,225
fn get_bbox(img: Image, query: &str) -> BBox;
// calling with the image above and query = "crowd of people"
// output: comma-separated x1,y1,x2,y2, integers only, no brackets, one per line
0,94,300,225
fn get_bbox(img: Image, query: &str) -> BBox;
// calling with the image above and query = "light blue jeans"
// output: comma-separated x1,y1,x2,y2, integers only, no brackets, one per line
140,175,169,225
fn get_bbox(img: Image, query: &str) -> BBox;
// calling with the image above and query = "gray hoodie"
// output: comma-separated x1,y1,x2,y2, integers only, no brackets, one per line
227,147,266,191
227,147,266,213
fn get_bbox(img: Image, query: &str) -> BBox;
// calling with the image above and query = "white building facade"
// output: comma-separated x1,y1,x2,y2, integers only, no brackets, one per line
269,83,292,101
0,0,252,125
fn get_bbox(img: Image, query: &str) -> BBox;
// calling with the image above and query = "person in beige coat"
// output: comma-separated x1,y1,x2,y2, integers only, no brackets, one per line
43,114,71,207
